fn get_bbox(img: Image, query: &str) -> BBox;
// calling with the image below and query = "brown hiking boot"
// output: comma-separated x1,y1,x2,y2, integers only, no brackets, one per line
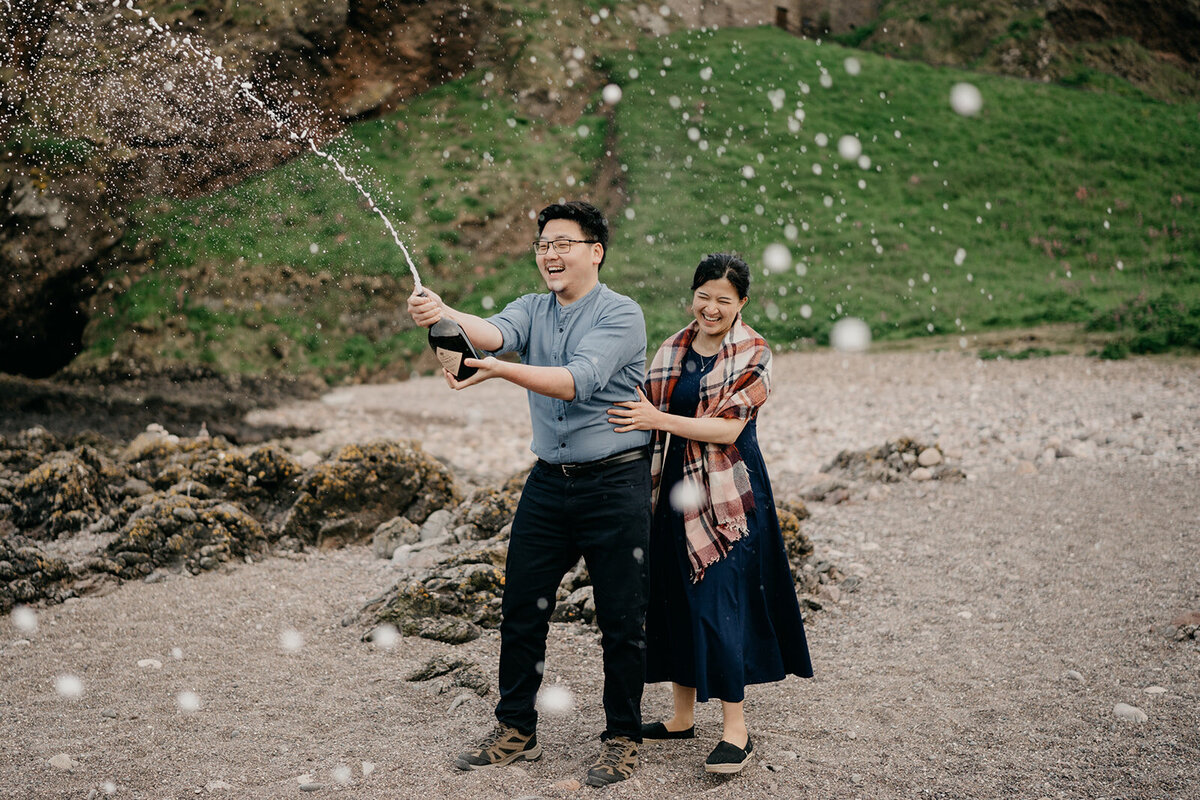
454,723,542,770
584,736,638,787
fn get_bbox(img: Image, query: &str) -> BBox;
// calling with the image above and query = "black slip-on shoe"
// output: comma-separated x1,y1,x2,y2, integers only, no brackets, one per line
640,721,696,740
703,734,753,774
454,723,542,770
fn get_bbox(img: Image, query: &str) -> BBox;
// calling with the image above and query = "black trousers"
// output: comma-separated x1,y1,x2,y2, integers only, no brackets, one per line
495,457,651,741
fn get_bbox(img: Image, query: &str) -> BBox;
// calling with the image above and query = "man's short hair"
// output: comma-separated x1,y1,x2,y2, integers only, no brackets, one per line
536,201,609,268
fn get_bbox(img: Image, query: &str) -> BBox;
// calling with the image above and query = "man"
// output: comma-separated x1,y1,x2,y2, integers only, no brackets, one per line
406,201,651,787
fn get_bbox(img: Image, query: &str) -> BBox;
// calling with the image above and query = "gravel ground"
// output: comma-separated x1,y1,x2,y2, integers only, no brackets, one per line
3,350,1199,799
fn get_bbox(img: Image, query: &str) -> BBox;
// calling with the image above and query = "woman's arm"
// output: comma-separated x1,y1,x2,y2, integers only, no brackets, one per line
608,387,748,445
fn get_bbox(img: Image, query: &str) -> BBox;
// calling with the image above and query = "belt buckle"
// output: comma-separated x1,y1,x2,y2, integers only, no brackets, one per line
559,462,579,477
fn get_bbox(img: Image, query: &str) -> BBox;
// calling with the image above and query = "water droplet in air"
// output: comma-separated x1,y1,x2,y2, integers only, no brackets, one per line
837,135,862,160
763,244,791,273
370,624,399,650
844,57,862,76
950,82,983,116
11,606,37,634
177,691,200,713
56,675,83,698
669,481,705,513
280,629,305,652
830,318,871,352
602,84,622,105
539,684,575,714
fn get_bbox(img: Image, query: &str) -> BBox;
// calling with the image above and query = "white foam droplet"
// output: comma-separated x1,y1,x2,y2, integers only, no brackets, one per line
954,248,967,266
11,606,37,634
844,57,862,76
950,82,983,116
370,624,398,650
837,135,862,160
602,84,623,105
669,480,705,513
763,243,791,273
830,318,871,352
177,691,200,713
56,675,83,698
280,629,305,652
539,684,575,715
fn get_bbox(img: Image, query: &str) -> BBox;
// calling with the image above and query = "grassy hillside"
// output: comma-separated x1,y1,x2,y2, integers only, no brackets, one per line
86,23,1200,381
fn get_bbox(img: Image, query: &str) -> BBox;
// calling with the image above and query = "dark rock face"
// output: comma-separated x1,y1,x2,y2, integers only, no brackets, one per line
1047,0,1200,63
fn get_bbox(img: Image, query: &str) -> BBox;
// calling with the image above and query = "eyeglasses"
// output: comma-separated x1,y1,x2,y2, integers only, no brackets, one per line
531,238,597,255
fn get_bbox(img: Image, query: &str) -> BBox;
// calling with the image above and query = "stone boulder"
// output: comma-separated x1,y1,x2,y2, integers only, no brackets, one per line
13,446,126,537
279,440,460,547
0,535,72,613
99,493,266,579
824,438,965,484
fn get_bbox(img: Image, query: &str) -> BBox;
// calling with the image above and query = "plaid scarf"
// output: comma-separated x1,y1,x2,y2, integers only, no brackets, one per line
645,316,772,581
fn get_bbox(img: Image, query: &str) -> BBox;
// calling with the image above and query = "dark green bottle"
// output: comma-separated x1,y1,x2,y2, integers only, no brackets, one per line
428,315,479,380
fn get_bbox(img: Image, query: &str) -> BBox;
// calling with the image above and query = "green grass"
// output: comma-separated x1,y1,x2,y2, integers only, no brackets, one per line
602,27,1199,350
95,23,1200,378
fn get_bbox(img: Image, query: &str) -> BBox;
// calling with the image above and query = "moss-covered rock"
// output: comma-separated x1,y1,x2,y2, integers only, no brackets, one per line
13,446,126,537
280,440,460,547
778,503,815,563
0,535,72,613
103,493,266,578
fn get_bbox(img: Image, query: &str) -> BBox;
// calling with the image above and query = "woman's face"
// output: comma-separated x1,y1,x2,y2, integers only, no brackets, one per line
691,276,747,339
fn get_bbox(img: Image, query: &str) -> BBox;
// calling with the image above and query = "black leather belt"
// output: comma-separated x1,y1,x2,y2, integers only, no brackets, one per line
538,446,648,477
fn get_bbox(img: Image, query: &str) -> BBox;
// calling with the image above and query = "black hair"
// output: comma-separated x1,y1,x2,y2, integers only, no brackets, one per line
691,252,750,299
536,201,609,268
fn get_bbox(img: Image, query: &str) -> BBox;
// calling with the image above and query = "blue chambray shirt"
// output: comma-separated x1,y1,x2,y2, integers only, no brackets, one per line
487,282,651,464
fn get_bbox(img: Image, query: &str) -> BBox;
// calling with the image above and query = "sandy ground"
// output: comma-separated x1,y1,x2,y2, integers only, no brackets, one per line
3,350,1199,799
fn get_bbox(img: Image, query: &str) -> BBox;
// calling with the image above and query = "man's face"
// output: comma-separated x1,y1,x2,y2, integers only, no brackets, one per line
534,219,603,304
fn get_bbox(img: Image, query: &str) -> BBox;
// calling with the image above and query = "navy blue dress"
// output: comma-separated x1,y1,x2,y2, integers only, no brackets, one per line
644,347,814,703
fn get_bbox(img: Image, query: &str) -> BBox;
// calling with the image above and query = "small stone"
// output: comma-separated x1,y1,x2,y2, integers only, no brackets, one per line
817,584,841,604
1015,460,1038,475
299,784,325,793
205,780,233,792
909,467,933,481
1064,670,1085,683
1038,447,1057,466
551,779,582,792
917,448,943,467
1169,610,1200,628
1143,686,1167,695
1113,703,1148,723
865,485,890,502
448,692,473,711
49,753,78,771
101,708,118,719
137,658,163,669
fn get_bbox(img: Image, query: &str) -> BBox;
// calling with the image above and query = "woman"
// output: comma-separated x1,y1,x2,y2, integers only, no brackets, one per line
608,253,813,774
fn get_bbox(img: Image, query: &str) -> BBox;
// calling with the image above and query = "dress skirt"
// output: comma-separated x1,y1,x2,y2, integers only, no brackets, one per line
644,347,813,703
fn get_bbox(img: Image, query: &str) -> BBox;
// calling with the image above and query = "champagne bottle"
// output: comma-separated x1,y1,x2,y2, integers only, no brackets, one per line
428,314,480,381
